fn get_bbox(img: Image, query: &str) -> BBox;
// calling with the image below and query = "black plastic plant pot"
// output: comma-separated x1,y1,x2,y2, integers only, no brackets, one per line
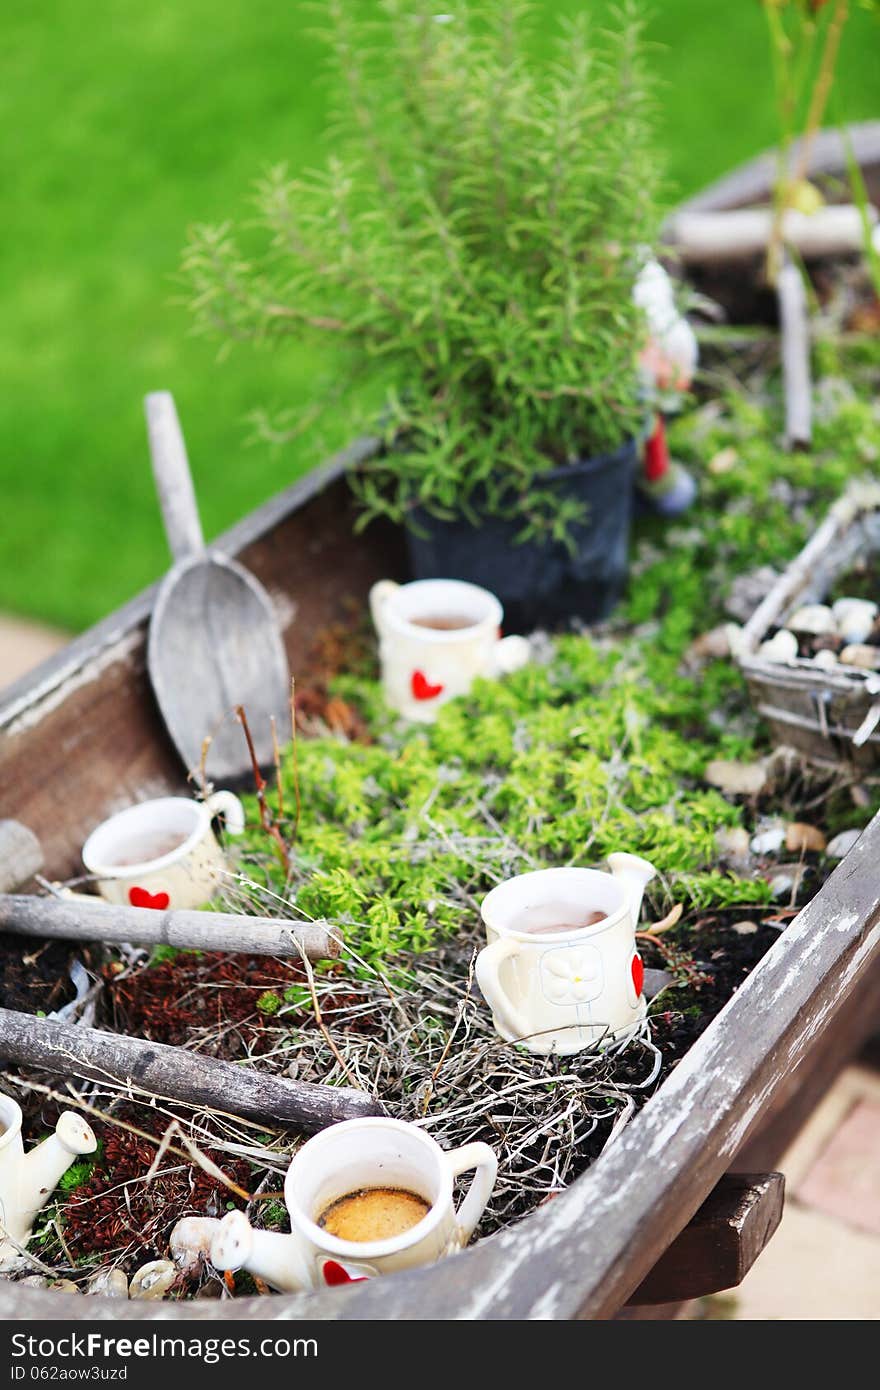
405,436,639,631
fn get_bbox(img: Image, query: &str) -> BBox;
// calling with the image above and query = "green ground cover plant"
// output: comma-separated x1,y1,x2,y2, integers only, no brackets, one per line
228,354,880,975
3,2,879,630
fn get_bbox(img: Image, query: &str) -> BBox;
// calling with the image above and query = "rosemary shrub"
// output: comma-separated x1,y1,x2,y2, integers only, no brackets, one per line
181,0,661,541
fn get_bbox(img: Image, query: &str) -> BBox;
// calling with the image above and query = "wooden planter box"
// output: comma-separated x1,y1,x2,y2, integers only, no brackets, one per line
2,128,880,1322
738,482,880,770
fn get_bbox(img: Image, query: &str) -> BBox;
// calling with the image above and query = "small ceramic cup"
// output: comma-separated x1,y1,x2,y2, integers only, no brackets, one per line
475,858,656,1055
209,1117,498,1291
369,578,530,722
81,792,245,911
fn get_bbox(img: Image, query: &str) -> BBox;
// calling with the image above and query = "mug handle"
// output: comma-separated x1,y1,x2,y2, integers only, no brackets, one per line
489,634,531,676
475,937,533,1044
446,1142,499,1244
205,790,246,836
369,579,399,636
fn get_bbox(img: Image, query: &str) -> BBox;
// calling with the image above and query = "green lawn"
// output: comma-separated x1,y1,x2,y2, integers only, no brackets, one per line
2,1,878,632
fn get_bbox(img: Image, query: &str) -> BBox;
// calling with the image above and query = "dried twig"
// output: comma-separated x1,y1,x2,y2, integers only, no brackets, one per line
270,716,285,822
236,704,289,872
289,678,302,844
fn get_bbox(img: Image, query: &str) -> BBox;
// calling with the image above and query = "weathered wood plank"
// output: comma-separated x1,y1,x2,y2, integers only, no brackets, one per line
0,820,42,892
674,122,880,216
0,894,340,961
668,205,873,263
626,1172,784,1305
0,1008,383,1132
734,953,880,1173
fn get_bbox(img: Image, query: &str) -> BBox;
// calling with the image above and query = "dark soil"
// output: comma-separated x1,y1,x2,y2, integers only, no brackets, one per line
51,1100,254,1273
644,916,782,1068
103,951,363,1060
0,933,78,1014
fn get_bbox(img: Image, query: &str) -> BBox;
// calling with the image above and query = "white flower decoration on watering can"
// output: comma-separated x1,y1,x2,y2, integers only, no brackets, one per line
476,856,656,1054
540,946,604,1005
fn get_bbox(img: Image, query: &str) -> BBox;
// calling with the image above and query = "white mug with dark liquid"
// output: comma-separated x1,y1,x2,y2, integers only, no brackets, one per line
476,857,657,1055
81,793,245,911
369,578,530,721
204,1117,498,1291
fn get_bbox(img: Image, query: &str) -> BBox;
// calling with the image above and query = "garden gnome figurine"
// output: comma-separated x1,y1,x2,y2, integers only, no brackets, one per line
633,258,698,516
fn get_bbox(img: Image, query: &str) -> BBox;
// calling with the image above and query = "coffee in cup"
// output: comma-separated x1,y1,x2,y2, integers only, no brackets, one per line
317,1187,431,1243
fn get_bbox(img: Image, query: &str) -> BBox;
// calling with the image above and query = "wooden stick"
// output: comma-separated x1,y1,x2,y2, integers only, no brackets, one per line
777,257,812,449
0,1007,384,1131
666,204,875,263
0,821,43,893
0,894,341,962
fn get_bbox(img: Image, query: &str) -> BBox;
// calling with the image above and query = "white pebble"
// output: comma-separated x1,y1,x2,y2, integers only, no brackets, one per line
751,825,786,855
758,630,799,663
811,649,839,671
838,609,877,644
86,1268,129,1299
731,920,758,936
129,1260,176,1301
825,828,861,859
788,604,835,635
769,866,805,899
832,596,877,624
840,644,880,670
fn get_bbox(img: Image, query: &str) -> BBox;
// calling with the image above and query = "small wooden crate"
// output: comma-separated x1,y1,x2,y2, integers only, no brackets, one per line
738,481,880,769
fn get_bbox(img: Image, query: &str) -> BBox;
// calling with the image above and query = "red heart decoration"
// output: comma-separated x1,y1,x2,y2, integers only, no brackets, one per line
322,1260,368,1286
129,886,170,911
411,670,444,701
631,952,645,998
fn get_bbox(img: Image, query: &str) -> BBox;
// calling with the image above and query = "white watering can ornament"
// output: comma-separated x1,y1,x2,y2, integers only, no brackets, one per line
0,1092,96,1268
172,1117,497,1292
475,853,658,1055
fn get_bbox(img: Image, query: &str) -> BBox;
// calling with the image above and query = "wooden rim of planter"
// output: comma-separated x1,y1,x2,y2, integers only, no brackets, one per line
4,126,880,1321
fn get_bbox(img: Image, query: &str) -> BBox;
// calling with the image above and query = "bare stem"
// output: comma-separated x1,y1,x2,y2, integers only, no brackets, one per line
236,704,289,872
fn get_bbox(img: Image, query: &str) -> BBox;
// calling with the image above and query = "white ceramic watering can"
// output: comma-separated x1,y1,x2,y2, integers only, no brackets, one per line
0,1093,96,1269
172,1117,497,1291
475,853,657,1055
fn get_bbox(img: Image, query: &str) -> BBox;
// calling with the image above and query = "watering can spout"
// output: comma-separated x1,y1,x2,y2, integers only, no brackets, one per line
607,852,657,929
17,1112,96,1231
210,1210,309,1293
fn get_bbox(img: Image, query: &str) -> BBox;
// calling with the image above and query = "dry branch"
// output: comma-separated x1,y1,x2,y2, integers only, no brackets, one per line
0,1007,384,1132
666,204,875,263
0,894,341,961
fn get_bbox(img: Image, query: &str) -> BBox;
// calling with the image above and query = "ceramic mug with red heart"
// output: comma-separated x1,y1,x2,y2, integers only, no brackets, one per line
81,792,245,911
369,578,531,722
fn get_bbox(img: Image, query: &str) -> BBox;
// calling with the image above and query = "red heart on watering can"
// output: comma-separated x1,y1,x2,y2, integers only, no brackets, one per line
322,1260,368,1286
129,886,170,911
411,670,444,701
631,953,645,997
